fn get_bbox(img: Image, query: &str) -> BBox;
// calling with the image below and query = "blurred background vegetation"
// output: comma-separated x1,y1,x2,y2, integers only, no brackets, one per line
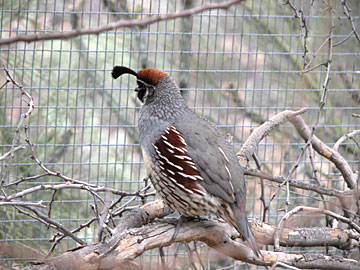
0,0,359,269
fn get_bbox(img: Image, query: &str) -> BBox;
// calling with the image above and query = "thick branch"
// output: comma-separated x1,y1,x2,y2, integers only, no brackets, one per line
23,200,360,270
237,109,307,163
289,115,357,189
0,0,244,45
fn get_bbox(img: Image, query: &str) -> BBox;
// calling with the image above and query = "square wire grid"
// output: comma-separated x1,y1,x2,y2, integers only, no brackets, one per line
0,0,359,269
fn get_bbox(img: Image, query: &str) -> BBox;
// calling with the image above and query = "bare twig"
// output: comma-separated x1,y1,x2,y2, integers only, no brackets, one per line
0,200,45,208
0,67,34,192
0,0,245,46
25,205,87,245
5,183,154,201
0,145,26,161
301,37,330,73
253,153,269,222
301,61,328,74
333,30,355,47
285,4,333,201
242,165,344,198
308,144,331,227
333,130,360,151
14,204,86,245
341,0,360,45
285,0,309,67
94,202,111,243
46,217,97,257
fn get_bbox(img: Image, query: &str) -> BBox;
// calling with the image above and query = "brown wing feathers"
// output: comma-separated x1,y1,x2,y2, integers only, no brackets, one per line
153,125,205,196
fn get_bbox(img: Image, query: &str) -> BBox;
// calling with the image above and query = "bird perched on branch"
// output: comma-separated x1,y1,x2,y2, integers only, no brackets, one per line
112,66,260,257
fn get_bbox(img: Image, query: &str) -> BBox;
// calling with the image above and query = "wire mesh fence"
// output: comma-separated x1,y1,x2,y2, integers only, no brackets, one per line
0,0,359,269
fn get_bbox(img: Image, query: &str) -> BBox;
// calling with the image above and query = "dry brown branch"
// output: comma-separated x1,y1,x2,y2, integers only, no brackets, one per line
289,115,357,189
253,153,269,222
333,130,360,151
0,145,26,161
333,30,355,47
22,200,360,270
0,0,245,46
46,217,97,258
237,108,307,162
4,183,154,201
287,5,333,187
242,165,342,198
273,206,360,251
0,200,45,208
301,37,329,73
0,67,34,192
284,0,309,67
13,204,86,245
341,0,360,45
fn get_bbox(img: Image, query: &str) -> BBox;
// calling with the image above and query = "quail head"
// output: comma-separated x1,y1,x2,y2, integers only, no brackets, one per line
112,66,260,257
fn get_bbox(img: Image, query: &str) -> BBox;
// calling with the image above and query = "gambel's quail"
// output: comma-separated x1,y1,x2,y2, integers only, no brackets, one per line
112,66,260,257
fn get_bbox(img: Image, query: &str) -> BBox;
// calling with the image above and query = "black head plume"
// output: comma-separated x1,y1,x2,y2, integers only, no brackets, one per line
111,66,138,79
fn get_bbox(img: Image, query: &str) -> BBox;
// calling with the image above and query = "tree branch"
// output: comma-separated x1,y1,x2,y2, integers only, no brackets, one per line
23,200,360,270
289,115,357,189
0,0,245,46
237,108,307,163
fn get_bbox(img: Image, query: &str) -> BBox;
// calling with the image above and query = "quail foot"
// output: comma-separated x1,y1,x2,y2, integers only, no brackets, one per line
112,66,261,257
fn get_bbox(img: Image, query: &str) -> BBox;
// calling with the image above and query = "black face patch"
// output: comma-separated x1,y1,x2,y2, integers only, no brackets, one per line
136,80,154,103
137,88,146,103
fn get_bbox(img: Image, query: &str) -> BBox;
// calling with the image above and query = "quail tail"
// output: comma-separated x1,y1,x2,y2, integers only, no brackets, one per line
230,204,261,257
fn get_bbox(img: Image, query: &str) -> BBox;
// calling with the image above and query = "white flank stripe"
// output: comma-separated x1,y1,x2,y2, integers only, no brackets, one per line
166,169,176,175
178,171,198,181
218,147,230,163
168,176,193,194
161,135,168,140
190,165,198,170
170,126,180,134
175,147,187,153
163,140,175,149
224,165,232,180
185,160,195,166
178,136,187,145
167,161,183,171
